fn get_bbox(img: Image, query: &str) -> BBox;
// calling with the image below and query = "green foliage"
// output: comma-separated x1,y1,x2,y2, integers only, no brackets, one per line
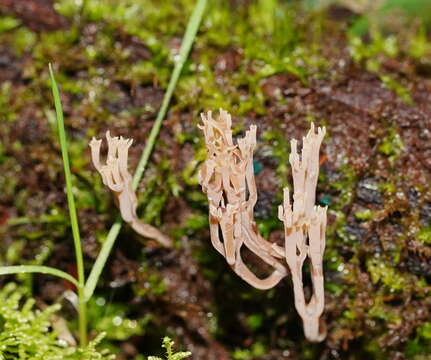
138,160,181,226
408,25,431,59
330,0,431,35
0,283,113,360
262,128,290,187
380,75,412,104
348,26,421,104
133,265,168,298
86,297,147,341
354,208,374,221
148,337,191,360
232,343,266,360
405,322,431,357
246,313,264,331
366,258,408,292
349,32,398,72
378,127,405,162
0,16,20,34
417,226,431,245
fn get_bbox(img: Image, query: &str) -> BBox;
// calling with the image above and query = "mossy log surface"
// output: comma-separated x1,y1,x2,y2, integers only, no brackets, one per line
1,1,431,359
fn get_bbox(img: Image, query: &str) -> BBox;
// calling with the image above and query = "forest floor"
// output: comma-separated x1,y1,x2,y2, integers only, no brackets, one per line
1,1,431,359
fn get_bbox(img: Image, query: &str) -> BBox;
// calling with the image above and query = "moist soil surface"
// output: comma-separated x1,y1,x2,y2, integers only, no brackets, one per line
1,1,431,359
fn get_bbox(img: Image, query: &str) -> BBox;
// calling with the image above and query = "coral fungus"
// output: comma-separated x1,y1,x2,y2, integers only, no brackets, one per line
198,109,326,341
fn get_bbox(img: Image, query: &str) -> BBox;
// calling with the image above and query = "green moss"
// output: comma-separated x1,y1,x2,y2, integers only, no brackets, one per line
349,30,416,104
0,283,114,359
10,28,37,56
133,263,168,298
368,298,402,324
138,160,180,227
378,126,404,160
366,258,408,293
325,280,344,296
148,336,191,360
86,297,147,342
380,75,412,105
408,24,431,59
405,322,431,357
181,147,206,186
417,322,431,340
172,212,209,241
349,32,398,72
0,16,20,34
232,343,266,360
246,313,264,331
380,182,397,195
330,165,357,210
342,310,357,320
257,217,282,239
0,82,13,120
417,226,431,244
262,128,290,188
5,240,26,264
174,0,328,116
354,209,375,221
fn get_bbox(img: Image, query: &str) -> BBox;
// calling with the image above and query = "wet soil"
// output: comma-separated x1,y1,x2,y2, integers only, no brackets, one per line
0,1,431,359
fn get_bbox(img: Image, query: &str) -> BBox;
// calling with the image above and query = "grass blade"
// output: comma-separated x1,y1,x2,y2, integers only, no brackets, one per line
132,0,207,189
48,64,85,286
84,0,207,301
0,265,80,288
84,219,122,300
49,64,87,345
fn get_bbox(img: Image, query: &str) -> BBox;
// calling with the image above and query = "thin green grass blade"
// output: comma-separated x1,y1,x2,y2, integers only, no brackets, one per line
84,0,207,301
131,0,207,189
0,265,80,288
49,64,87,345
84,219,122,300
48,64,85,288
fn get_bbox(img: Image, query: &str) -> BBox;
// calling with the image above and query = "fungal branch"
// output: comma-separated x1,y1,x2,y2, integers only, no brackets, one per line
198,110,327,342
90,132,171,247
278,125,327,342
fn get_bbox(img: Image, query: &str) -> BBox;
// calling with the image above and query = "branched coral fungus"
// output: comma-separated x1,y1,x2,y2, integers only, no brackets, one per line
90,131,171,247
198,109,327,341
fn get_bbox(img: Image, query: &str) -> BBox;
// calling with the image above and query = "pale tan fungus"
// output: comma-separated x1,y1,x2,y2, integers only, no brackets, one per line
198,109,327,342
89,131,171,247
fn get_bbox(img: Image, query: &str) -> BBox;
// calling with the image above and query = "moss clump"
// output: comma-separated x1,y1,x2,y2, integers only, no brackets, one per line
377,126,404,163
0,283,114,360
405,321,431,358
367,258,408,292
417,226,431,244
148,336,191,360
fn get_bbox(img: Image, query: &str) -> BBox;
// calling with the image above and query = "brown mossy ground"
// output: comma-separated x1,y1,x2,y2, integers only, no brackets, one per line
1,0,431,359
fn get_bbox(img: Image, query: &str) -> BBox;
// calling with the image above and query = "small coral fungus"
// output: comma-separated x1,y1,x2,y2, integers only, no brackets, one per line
198,109,326,341
90,131,171,247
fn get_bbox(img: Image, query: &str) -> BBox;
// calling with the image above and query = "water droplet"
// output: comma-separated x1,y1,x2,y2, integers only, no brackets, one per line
113,316,123,326
96,297,106,306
